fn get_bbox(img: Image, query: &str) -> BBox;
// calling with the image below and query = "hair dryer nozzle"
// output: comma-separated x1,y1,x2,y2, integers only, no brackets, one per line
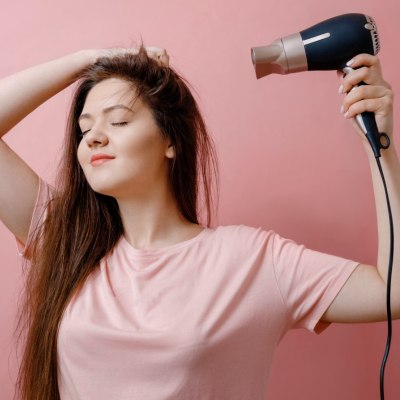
251,33,308,79
251,42,286,78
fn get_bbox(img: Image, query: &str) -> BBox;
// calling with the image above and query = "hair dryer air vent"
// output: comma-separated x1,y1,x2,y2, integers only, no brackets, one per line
365,15,380,54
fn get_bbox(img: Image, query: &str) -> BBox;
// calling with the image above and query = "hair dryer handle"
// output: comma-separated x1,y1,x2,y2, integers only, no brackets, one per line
343,67,390,158
356,111,389,158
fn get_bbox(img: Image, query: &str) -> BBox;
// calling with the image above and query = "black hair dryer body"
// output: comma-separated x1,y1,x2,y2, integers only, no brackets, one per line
251,13,388,158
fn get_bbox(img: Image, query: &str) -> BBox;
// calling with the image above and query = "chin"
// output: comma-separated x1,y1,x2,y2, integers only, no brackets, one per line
85,179,121,198
87,179,138,200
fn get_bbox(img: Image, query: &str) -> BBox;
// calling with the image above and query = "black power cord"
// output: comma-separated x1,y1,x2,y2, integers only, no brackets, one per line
343,67,394,398
375,154,395,400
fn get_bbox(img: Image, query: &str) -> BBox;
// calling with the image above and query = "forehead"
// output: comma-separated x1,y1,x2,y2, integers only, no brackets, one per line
82,78,138,113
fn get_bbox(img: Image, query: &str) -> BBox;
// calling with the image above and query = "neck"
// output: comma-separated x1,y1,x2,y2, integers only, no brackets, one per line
116,183,201,250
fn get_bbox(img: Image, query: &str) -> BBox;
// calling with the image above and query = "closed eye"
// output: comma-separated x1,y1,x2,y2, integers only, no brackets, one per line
80,129,90,137
78,122,128,138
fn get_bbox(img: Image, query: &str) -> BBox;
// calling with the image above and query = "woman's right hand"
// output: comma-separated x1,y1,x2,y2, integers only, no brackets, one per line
0,45,170,245
93,46,170,67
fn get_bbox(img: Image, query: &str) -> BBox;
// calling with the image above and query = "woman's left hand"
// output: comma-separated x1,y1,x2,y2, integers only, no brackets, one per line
338,54,394,143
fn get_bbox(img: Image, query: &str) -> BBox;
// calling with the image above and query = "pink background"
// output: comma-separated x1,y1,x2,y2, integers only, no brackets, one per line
0,0,399,399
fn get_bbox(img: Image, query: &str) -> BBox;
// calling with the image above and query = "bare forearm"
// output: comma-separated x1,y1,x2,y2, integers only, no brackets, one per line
339,54,399,286
365,142,400,286
0,49,98,137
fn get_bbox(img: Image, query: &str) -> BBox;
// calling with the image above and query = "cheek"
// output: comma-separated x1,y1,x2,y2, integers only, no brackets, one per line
127,138,157,158
123,130,166,164
76,141,87,169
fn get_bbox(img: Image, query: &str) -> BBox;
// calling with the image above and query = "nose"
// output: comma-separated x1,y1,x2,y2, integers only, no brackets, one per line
84,125,109,148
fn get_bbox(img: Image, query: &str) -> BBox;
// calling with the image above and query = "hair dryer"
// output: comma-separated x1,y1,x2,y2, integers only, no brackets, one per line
251,13,389,158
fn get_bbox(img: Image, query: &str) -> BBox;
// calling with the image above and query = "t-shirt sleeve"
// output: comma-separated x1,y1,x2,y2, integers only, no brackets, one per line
271,232,359,333
16,178,53,258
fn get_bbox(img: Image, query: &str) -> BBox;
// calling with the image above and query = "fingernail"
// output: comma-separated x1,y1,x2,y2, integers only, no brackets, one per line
344,111,349,118
346,58,354,66
340,105,344,114
338,84,344,94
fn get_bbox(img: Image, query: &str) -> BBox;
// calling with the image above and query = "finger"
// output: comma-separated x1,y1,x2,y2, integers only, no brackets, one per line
341,66,387,93
342,85,389,112
97,48,139,60
343,66,369,88
343,97,392,119
145,46,167,58
145,47,169,66
153,48,169,65
346,53,381,68
342,70,391,94
145,46,166,53
337,70,344,80
158,53,170,67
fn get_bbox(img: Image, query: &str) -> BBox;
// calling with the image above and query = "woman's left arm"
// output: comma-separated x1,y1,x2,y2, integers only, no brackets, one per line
322,54,400,323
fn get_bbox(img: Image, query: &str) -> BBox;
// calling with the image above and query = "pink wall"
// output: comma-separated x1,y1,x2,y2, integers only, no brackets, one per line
0,0,399,398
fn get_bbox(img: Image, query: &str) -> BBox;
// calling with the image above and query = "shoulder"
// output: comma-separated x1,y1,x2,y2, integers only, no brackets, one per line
212,224,264,236
209,224,276,249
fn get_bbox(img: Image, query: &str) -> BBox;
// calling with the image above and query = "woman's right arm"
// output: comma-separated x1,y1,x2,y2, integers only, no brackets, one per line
0,47,169,245
0,50,99,245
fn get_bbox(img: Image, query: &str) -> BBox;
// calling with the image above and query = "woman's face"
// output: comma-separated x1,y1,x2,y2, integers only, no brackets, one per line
77,78,174,199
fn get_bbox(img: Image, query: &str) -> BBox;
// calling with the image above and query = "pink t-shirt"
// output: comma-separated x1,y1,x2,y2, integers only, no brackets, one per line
19,180,359,400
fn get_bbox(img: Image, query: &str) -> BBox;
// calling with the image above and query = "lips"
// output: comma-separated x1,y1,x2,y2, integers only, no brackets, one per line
90,153,115,166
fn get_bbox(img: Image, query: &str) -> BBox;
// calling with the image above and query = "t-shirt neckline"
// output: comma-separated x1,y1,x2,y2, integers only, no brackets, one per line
119,226,211,258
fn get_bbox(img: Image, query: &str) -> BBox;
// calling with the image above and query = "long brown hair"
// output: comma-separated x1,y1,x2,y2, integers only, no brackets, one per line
16,47,218,400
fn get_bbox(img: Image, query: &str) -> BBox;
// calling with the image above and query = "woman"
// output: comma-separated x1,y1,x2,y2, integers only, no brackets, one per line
0,46,398,399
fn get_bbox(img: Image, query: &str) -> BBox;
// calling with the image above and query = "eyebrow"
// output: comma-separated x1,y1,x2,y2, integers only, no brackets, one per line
78,104,134,122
